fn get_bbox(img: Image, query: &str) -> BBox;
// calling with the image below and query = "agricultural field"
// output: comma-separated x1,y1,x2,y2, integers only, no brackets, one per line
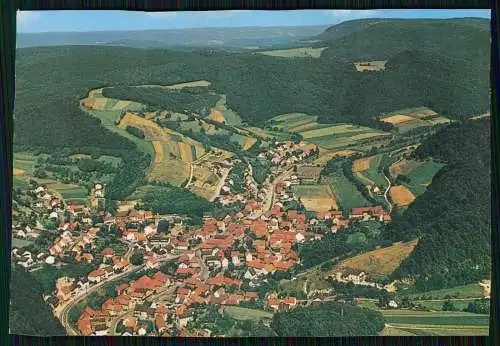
331,240,418,277
81,86,238,198
12,238,34,248
256,47,327,58
268,114,390,150
324,161,372,212
353,60,387,72
389,185,416,206
314,149,359,165
293,184,338,212
84,109,154,155
391,160,445,196
353,154,390,191
379,107,451,133
165,80,212,90
404,283,486,300
209,94,243,126
380,310,489,336
222,306,273,321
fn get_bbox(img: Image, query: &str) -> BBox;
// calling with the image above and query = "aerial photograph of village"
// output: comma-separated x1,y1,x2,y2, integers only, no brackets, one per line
10,9,491,336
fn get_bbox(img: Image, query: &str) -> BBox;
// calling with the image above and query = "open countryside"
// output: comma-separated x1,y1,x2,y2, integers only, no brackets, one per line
10,12,491,338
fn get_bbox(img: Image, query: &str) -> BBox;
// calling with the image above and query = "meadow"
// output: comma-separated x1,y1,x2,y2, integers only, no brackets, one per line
223,306,273,321
331,240,418,276
293,184,338,212
268,114,389,150
256,47,328,58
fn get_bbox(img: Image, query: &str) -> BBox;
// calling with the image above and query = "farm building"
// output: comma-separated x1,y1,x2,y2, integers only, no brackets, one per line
295,166,322,184
349,206,387,221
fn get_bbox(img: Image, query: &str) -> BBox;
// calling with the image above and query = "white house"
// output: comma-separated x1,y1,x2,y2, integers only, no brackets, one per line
388,300,398,308
45,255,56,265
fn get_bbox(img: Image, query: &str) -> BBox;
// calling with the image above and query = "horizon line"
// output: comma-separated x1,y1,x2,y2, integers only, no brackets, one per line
17,16,488,34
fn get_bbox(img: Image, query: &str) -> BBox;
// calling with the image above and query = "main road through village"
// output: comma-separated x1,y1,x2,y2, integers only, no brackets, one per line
57,250,181,335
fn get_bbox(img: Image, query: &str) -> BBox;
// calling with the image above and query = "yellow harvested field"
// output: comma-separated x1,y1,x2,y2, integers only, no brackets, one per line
149,158,190,186
301,197,338,212
389,159,421,177
195,146,206,159
470,112,490,120
178,142,194,162
166,80,211,89
112,100,132,110
70,154,91,161
81,98,96,108
152,141,164,167
390,185,416,206
293,185,338,212
352,156,374,172
88,88,103,97
243,137,258,150
332,240,418,276
381,114,416,124
354,60,387,72
13,168,25,176
92,98,107,110
209,109,226,123
314,149,358,165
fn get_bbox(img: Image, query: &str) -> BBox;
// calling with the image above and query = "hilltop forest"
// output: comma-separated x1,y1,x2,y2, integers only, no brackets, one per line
384,119,491,290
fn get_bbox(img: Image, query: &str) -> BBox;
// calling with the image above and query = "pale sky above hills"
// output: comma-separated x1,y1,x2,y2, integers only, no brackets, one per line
17,9,490,33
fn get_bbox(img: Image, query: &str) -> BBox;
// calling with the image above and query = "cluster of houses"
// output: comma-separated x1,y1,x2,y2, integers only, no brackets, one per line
258,141,318,167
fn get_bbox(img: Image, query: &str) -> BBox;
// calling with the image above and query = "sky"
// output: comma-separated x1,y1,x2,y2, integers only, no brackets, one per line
17,9,490,33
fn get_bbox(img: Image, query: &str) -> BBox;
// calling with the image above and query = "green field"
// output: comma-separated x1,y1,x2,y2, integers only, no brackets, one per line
12,238,34,248
84,109,154,155
268,114,389,150
403,161,445,196
325,162,372,211
223,306,273,321
97,155,122,167
127,185,157,200
359,154,389,189
380,310,489,336
405,283,485,300
58,187,88,199
415,299,482,312
257,47,328,58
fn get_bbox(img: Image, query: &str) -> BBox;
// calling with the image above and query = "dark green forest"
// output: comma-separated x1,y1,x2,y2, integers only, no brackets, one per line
271,301,385,336
9,266,66,336
384,119,491,290
14,19,489,152
102,86,219,116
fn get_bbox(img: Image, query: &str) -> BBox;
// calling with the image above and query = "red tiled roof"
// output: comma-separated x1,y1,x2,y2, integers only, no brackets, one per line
351,206,385,216
88,268,106,278
115,295,131,305
245,292,258,299
156,305,170,314
155,314,166,329
116,283,129,294
153,271,169,283
77,317,92,336
284,296,297,305
247,260,266,270
101,247,114,256
267,298,279,306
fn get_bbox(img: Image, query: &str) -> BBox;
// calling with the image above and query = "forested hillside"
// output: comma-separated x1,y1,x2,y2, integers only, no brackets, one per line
384,119,491,290
9,266,66,336
271,301,385,336
14,19,489,153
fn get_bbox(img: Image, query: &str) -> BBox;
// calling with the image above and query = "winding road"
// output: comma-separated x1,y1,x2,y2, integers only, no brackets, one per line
383,173,393,213
57,252,181,335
